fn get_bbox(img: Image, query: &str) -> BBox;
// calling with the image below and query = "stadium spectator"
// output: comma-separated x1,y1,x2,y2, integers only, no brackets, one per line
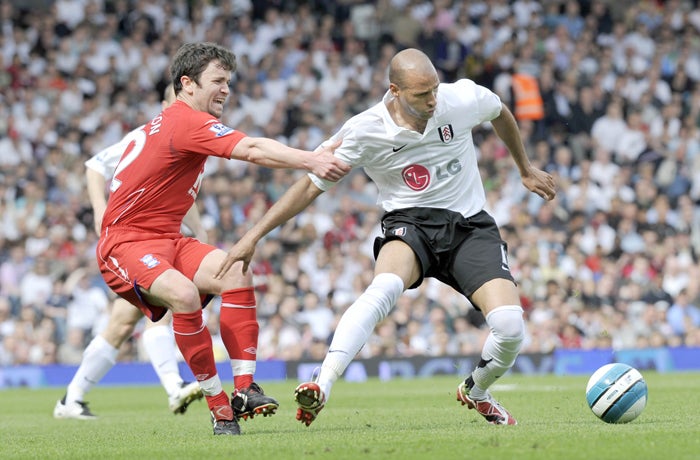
0,126,32,167
18,255,53,309
590,99,627,160
295,291,334,343
667,289,700,338
616,108,651,165
63,267,109,341
57,327,88,365
0,241,28,314
257,312,303,360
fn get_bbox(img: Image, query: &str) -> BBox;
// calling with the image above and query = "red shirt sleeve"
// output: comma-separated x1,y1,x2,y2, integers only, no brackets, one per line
171,103,246,159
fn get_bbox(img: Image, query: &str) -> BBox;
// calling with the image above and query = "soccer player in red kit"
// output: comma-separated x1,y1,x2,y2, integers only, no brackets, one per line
96,42,350,435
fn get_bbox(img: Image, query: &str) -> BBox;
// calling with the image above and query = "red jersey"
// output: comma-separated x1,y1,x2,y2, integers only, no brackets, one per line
102,101,245,235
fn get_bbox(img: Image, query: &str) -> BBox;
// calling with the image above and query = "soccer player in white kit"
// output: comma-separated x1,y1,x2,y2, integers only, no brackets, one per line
216,48,556,426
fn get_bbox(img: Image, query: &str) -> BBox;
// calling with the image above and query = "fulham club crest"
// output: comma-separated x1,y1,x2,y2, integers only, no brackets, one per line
437,124,454,143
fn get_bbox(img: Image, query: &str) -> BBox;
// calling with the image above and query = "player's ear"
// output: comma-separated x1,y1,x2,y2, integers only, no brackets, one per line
389,82,400,97
180,75,195,94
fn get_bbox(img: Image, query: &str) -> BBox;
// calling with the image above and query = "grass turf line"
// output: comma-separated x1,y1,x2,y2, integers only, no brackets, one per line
1,372,698,459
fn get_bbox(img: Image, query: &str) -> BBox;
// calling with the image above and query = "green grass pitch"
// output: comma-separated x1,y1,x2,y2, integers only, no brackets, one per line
1,372,698,459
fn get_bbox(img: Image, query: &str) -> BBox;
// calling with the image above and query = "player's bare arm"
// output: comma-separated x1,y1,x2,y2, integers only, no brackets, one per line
214,176,324,279
230,137,350,182
85,167,108,233
490,103,556,201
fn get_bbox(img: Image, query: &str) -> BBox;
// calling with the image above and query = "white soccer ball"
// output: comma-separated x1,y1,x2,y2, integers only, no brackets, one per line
585,363,648,424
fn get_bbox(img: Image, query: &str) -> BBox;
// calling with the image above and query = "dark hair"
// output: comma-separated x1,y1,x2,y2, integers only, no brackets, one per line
170,42,236,95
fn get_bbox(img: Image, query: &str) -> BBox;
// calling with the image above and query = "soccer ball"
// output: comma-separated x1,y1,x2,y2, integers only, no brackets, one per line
585,363,648,424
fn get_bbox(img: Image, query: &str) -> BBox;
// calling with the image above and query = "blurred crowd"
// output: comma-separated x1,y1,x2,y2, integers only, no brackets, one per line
1,0,700,367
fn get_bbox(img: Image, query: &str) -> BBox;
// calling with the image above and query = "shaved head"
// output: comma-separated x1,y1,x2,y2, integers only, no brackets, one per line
386,48,441,129
389,48,438,88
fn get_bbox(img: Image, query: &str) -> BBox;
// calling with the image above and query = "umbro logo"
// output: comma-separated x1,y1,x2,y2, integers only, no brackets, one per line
392,144,407,152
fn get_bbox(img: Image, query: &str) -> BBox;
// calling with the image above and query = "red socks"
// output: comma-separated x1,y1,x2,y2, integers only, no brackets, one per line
172,286,260,406
172,310,216,380
220,287,257,389
172,310,229,410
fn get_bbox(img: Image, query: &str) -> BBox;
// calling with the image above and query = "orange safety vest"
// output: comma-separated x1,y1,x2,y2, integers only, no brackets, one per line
511,73,544,121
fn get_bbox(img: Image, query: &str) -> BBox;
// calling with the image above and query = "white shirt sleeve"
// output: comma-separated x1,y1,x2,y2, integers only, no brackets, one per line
307,123,361,191
84,126,143,179
452,79,502,123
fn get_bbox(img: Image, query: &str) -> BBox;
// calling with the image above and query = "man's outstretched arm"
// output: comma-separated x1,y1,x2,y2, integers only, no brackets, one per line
214,175,325,278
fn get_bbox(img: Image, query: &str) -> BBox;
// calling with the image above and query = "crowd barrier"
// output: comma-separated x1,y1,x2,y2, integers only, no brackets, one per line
2,347,697,389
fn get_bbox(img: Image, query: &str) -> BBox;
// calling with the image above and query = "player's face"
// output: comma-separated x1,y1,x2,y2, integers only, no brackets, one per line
395,74,440,121
191,60,231,118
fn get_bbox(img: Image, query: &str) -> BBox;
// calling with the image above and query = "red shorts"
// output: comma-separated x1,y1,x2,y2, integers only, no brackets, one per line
97,229,216,321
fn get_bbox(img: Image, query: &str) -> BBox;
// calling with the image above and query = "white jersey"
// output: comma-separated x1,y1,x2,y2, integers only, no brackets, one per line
84,126,144,178
309,79,502,218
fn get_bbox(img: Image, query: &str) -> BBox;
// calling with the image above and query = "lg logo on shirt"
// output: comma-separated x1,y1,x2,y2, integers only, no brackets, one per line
402,159,462,191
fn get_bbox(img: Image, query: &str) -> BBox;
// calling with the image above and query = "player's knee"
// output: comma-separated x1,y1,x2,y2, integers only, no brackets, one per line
213,263,253,295
501,318,525,345
167,284,202,312
101,321,134,347
104,306,141,345
487,305,525,344
365,273,404,320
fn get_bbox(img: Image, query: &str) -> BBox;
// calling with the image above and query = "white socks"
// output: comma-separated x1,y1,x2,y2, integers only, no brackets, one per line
198,373,224,397
230,359,257,379
469,305,524,400
65,325,185,403
317,273,404,400
142,325,183,397
65,335,118,404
